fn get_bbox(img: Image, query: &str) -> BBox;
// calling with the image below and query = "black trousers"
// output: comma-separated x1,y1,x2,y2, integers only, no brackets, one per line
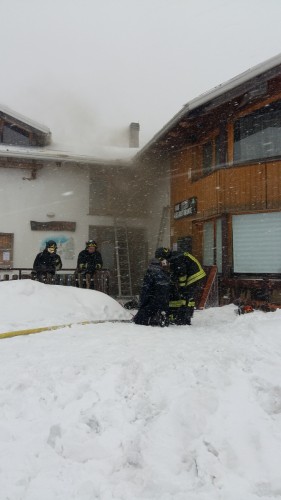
133,305,169,327
169,283,197,325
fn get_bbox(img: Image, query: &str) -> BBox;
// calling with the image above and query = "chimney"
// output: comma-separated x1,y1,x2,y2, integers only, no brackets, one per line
129,122,140,148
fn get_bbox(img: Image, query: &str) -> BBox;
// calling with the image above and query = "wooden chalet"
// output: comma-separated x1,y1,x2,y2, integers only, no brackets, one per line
136,53,281,305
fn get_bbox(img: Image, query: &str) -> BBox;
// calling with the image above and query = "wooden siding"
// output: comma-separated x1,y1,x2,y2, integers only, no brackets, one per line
217,163,267,211
171,155,281,246
266,161,281,209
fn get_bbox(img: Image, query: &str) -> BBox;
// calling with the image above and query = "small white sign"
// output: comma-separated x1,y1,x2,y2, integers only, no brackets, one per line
3,252,10,261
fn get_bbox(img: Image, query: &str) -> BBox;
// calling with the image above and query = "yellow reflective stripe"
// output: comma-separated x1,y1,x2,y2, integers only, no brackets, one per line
178,276,187,287
181,253,206,285
187,269,206,286
169,299,186,308
188,300,195,307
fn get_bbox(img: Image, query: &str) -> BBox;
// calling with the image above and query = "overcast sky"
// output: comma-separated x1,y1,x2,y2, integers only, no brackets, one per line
1,0,281,151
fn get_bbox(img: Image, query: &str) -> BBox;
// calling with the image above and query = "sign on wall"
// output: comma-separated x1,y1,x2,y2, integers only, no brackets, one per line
30,221,76,231
39,236,75,260
174,197,197,219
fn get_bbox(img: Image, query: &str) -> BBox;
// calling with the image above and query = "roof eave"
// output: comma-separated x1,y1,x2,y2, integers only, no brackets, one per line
136,52,281,160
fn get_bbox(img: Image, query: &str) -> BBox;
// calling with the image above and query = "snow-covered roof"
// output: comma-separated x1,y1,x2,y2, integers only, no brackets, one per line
0,103,138,165
137,52,281,158
0,103,51,135
0,143,135,166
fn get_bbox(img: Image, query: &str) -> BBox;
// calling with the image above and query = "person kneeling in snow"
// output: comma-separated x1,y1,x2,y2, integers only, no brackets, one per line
133,254,170,327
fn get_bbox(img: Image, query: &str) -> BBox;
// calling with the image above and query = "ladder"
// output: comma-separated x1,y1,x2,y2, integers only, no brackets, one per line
157,205,170,248
114,224,133,298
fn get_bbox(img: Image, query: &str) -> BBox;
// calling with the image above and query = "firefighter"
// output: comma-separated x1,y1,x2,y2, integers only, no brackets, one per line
33,240,62,284
133,253,170,327
169,250,206,325
76,240,103,289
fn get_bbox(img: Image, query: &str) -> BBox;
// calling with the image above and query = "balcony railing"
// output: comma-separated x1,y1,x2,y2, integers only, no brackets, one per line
0,268,110,295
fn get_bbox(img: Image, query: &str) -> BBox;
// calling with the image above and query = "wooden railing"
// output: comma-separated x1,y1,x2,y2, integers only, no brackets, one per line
0,268,110,295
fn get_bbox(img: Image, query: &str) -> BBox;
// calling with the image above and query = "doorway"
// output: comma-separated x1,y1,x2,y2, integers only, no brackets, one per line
89,225,147,296
0,233,14,268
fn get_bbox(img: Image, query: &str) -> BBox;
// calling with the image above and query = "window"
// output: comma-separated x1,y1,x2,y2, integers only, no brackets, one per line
197,130,224,178
89,177,109,215
234,99,281,162
177,236,192,253
203,219,222,272
202,141,212,174
232,212,281,273
2,124,30,146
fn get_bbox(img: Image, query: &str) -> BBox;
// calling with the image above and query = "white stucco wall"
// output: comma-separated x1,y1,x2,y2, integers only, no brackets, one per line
0,164,112,269
0,158,170,273
141,159,171,258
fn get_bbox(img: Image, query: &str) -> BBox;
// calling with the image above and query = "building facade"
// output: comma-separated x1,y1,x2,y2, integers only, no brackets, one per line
137,53,281,304
0,105,170,297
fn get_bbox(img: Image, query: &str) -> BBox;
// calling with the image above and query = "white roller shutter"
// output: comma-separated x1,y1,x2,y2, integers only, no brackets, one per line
233,213,281,273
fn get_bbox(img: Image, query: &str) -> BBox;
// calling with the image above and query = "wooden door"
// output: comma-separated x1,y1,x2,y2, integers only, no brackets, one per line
0,233,14,268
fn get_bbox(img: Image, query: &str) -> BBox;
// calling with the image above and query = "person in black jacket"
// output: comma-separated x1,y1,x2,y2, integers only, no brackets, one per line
76,240,103,289
133,254,170,327
33,240,62,283
169,250,206,325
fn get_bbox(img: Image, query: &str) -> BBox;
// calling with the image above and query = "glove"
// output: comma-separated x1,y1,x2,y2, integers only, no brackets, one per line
79,263,87,271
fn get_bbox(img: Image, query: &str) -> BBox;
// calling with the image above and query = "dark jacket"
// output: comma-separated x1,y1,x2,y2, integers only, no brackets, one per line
139,258,170,310
76,249,103,274
133,259,170,327
33,249,62,275
169,251,206,287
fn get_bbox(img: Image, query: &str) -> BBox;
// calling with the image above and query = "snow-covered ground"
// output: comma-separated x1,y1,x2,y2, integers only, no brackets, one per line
0,280,281,500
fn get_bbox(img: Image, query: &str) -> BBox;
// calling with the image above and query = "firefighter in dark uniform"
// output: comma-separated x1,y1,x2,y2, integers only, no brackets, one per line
76,240,103,289
133,250,170,327
33,240,62,284
169,250,206,325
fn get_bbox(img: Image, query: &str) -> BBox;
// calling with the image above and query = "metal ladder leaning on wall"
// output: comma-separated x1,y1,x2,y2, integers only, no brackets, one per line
156,205,170,248
114,223,133,298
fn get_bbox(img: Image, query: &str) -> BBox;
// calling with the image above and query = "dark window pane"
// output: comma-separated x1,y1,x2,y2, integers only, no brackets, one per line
89,178,108,214
2,124,30,146
202,141,212,174
234,100,281,162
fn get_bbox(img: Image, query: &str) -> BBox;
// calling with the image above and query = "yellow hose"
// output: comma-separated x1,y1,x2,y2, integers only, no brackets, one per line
0,318,131,340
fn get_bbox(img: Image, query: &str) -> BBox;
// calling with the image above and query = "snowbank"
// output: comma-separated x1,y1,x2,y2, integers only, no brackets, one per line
0,280,132,332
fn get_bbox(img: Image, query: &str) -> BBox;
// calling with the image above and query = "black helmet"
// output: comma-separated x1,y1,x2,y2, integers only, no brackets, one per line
155,247,171,260
46,240,57,249
86,240,97,248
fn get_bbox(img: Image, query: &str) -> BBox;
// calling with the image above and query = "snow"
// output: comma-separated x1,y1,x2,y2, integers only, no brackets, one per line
0,143,137,163
1,280,281,499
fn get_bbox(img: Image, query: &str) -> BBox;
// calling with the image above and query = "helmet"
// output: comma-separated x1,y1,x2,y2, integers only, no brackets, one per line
155,247,171,260
86,240,97,248
46,240,57,249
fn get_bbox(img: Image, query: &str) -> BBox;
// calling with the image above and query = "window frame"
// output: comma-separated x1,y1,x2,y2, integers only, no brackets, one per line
231,93,281,166
191,128,223,180
202,217,222,273
233,98,281,164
